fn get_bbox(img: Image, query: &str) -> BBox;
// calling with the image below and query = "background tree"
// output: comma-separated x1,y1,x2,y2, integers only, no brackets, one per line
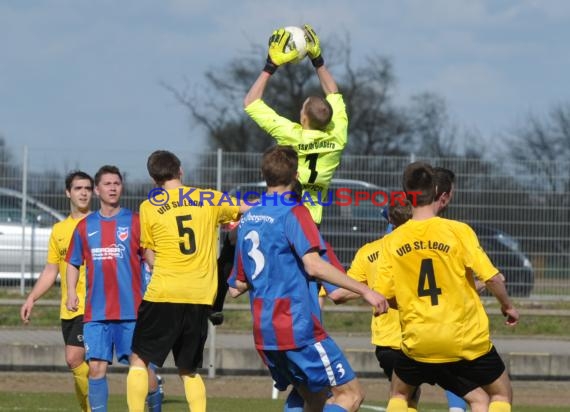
164,34,463,187
506,102,570,193
0,135,20,189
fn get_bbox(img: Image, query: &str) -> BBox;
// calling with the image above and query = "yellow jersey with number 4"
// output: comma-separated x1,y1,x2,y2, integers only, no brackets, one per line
374,217,499,363
245,93,347,224
348,239,401,349
140,186,240,304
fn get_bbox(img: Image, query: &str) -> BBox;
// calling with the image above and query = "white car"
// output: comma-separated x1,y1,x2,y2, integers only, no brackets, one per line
0,187,65,285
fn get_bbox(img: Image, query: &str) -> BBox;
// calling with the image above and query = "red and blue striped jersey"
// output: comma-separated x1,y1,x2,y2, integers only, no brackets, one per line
66,208,143,322
232,202,330,350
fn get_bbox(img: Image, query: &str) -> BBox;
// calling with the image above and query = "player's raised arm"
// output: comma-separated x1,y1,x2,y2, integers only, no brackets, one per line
304,24,338,95
244,28,300,107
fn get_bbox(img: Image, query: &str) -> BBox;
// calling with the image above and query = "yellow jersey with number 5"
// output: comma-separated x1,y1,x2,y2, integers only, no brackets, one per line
140,186,240,304
374,217,499,363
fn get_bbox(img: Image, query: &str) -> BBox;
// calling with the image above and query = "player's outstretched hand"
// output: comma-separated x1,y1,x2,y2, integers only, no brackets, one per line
363,289,389,316
304,24,321,59
267,28,299,66
502,305,519,326
304,24,324,68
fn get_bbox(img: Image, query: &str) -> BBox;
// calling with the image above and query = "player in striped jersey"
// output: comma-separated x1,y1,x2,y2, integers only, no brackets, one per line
65,165,158,412
229,146,388,412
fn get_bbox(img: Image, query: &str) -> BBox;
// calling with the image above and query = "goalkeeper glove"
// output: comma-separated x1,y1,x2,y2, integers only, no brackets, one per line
304,24,324,68
263,28,300,75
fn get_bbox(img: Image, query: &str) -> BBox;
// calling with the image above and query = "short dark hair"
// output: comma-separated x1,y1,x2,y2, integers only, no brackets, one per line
261,146,298,187
94,165,122,186
402,162,435,206
65,171,93,191
305,96,333,130
388,199,413,227
433,167,455,201
147,150,181,185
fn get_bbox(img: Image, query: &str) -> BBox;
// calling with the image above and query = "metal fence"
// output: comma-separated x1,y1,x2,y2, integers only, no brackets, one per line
1,147,569,299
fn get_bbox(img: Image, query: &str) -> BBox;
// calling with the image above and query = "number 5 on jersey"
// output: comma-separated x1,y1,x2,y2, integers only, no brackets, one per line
176,215,196,254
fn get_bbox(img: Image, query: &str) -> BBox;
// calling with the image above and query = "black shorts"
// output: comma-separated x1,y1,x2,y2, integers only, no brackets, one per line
61,315,85,347
132,301,210,372
394,346,506,397
375,346,401,380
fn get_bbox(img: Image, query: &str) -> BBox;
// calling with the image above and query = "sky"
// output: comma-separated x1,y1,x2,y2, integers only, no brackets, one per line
1,0,568,178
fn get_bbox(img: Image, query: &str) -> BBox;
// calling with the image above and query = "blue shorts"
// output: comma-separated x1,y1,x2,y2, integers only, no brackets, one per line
84,320,136,365
259,336,356,393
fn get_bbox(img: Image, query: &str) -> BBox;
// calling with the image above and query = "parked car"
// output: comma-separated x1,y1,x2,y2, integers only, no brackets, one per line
469,223,534,297
0,187,65,284
229,179,535,297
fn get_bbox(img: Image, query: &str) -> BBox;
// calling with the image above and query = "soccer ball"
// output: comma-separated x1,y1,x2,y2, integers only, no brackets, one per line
284,26,308,64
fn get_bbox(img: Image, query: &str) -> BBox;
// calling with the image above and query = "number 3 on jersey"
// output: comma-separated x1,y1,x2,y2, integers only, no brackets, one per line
245,230,265,279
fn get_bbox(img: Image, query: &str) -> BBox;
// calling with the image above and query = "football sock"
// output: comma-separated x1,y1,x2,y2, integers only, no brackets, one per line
283,388,304,411
183,374,206,412
446,390,467,411
387,398,408,412
126,366,148,412
88,376,108,412
408,408,418,412
323,405,347,411
71,362,89,411
489,401,511,412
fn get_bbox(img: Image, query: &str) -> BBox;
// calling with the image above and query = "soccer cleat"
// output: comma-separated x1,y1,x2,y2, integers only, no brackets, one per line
157,375,164,396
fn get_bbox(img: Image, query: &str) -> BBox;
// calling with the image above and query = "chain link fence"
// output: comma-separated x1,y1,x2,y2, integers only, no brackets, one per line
1,147,568,299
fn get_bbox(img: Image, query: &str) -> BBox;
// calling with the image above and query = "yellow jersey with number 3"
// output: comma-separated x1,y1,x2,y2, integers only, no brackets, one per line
140,186,240,304
47,215,88,319
348,239,401,349
374,217,499,362
245,93,347,224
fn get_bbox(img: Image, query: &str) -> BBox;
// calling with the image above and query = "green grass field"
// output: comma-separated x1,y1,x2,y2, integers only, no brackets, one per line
3,295,570,337
0,393,567,412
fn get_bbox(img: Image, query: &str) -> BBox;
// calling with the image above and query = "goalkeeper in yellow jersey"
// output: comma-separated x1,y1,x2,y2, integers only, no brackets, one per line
244,24,347,225
375,162,519,412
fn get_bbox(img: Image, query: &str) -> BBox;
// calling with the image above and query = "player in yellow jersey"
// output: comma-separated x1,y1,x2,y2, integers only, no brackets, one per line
375,162,519,412
244,24,347,225
343,168,489,412
20,171,93,412
127,150,248,412
344,201,420,410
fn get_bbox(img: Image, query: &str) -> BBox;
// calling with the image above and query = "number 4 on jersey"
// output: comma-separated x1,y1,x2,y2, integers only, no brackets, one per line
417,258,442,305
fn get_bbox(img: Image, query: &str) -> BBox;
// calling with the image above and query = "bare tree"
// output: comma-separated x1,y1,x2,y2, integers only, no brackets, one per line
405,92,458,157
0,135,20,189
506,102,570,193
163,37,416,156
